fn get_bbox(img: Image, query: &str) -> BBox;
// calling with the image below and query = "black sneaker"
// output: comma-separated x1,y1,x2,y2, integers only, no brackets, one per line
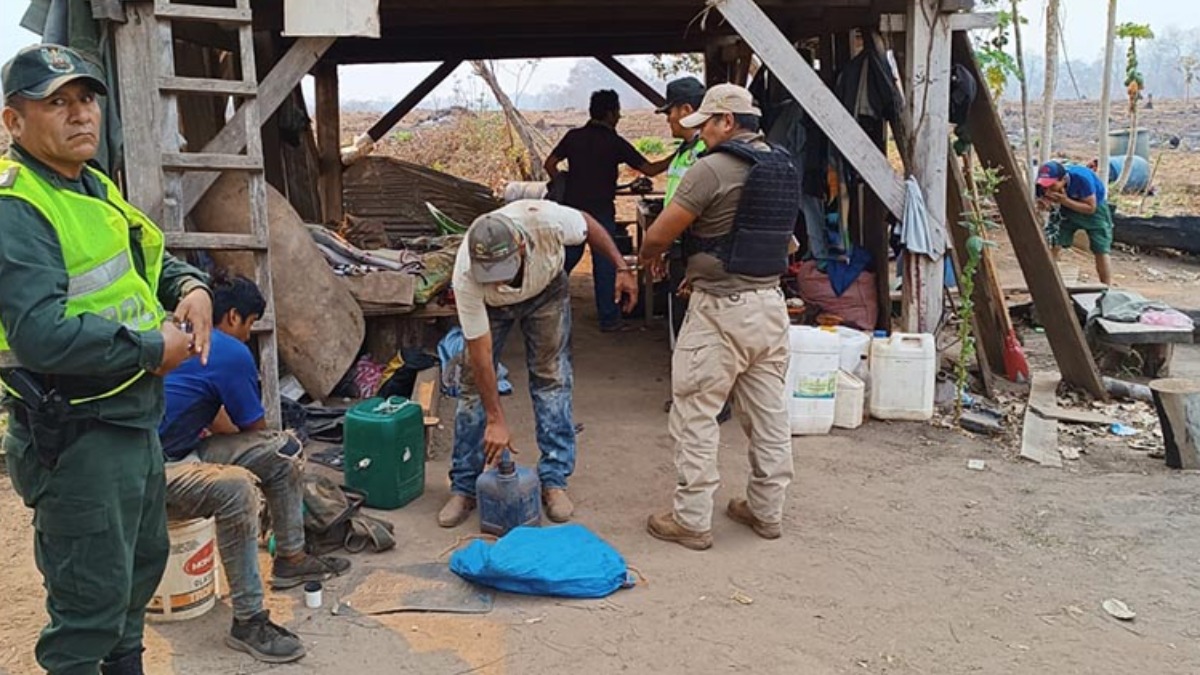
226,610,306,663
271,554,351,590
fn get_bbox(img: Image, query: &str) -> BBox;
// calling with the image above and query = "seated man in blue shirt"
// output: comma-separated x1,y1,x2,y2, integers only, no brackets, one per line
160,274,349,664
1035,160,1113,286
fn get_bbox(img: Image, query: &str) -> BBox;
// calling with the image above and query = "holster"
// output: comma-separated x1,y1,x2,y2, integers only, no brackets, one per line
2,368,75,469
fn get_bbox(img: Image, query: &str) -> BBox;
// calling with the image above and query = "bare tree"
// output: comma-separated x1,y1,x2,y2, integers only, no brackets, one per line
1038,0,1060,166
1098,0,1119,183
1181,55,1200,102
471,60,548,181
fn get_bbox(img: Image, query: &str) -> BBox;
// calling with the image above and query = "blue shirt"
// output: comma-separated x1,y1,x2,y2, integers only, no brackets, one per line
1037,165,1106,208
160,330,264,460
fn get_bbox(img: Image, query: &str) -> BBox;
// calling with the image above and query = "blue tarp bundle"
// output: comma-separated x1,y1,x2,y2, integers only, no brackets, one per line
449,524,632,599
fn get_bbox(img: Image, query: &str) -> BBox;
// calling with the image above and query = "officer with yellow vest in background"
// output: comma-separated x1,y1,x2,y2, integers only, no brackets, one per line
1,44,213,675
658,76,707,204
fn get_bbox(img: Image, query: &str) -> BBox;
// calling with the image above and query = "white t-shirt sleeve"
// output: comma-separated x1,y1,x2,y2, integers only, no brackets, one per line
546,202,588,246
451,244,491,341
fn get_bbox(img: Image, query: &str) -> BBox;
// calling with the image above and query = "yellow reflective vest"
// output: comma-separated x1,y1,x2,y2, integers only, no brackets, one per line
0,158,167,402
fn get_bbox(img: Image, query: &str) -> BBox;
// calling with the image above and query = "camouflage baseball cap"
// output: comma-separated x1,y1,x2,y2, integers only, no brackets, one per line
2,44,108,101
467,212,522,283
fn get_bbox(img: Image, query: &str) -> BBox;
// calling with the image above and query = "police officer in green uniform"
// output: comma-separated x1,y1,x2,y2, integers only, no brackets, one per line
0,44,213,675
657,76,707,204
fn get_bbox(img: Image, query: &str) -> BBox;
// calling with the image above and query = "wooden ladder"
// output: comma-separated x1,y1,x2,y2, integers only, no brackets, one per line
147,0,281,427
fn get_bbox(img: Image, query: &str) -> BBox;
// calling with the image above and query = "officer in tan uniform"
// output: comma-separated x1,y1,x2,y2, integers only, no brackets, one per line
639,84,797,551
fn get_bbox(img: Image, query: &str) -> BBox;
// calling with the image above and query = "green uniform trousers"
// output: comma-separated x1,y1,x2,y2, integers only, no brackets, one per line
3,416,168,675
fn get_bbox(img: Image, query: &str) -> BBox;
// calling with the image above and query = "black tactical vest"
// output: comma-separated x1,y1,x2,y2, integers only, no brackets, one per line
683,140,800,278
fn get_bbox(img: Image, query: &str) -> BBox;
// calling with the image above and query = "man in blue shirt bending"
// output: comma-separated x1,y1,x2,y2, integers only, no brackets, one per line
1035,160,1114,286
160,274,349,664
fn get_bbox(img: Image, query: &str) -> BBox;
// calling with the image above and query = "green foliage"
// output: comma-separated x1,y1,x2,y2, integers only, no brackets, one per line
648,53,704,80
392,130,414,143
1117,23,1155,92
972,1,1027,99
634,137,670,156
953,166,1006,420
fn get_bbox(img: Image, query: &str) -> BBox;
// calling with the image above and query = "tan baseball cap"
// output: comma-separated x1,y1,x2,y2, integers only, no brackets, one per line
680,83,761,129
466,212,523,283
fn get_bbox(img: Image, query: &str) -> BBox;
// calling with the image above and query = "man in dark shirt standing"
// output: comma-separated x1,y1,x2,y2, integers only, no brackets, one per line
545,89,669,331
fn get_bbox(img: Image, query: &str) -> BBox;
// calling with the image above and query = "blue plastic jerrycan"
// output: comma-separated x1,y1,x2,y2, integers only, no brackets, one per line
476,450,541,536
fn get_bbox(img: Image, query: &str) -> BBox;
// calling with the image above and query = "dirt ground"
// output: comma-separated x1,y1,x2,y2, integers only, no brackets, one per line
4,270,1200,675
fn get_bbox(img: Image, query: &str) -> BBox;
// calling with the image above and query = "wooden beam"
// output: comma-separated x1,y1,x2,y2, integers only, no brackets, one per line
953,31,1105,398
900,0,951,334
181,36,335,217
315,61,343,223
595,55,667,109
880,12,1000,32
710,0,906,219
367,60,462,142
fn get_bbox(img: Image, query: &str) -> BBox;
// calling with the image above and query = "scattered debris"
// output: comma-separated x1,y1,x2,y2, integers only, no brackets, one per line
1110,423,1140,437
960,410,1005,436
1020,372,1063,468
1060,446,1081,461
731,590,754,606
1102,598,1136,621
966,459,987,471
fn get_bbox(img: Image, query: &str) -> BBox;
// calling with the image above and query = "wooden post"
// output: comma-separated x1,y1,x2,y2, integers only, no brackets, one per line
113,2,165,219
710,0,906,218
1150,378,1200,469
953,32,1105,398
315,61,343,224
596,55,667,109
900,0,951,334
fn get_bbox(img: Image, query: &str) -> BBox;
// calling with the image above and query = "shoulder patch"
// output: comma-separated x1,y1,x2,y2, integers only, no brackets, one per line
0,165,19,188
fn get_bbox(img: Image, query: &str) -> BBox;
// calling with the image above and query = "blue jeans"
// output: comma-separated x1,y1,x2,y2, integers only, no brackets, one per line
450,272,576,496
564,211,621,328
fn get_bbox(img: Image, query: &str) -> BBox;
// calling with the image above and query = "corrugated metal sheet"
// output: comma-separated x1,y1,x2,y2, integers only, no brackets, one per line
342,156,502,242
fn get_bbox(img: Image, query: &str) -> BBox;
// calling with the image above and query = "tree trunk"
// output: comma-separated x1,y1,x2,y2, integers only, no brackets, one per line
470,60,548,181
1097,0,1119,184
1150,378,1200,470
1114,98,1138,191
1038,0,1061,166
1011,0,1033,186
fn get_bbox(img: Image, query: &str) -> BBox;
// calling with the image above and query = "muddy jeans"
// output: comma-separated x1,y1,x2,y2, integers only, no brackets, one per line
669,287,794,531
450,272,575,496
164,431,304,620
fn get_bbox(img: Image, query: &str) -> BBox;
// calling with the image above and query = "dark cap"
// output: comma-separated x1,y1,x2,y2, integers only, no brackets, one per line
2,44,108,102
656,76,706,114
1036,161,1067,187
467,212,523,283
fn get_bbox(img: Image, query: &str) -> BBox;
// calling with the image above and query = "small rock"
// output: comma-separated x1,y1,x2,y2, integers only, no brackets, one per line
1103,598,1136,621
960,410,1005,435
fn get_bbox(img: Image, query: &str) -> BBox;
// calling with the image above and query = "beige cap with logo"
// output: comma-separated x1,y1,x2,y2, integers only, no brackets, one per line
680,83,762,129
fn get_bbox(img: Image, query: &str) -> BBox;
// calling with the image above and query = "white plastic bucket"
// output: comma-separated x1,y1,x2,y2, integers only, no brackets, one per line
785,326,840,435
147,517,218,622
833,326,871,374
868,333,937,421
834,371,865,429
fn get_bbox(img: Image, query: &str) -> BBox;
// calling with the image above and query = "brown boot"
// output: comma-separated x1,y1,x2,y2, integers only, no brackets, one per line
438,494,476,528
646,512,713,550
542,489,574,523
726,498,782,539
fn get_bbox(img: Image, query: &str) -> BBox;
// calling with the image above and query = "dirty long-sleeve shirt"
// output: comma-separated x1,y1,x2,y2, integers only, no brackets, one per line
0,145,209,428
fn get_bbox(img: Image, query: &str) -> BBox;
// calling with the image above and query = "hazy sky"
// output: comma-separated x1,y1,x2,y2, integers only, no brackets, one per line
0,0,1193,105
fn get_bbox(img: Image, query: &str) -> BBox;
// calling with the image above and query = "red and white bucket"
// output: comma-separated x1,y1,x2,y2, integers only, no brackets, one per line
147,517,218,622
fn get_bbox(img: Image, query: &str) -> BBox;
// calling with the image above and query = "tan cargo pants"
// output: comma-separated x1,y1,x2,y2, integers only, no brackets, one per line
669,287,794,531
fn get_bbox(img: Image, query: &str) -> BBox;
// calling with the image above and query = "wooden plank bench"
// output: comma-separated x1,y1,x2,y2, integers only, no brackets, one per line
1072,292,1194,377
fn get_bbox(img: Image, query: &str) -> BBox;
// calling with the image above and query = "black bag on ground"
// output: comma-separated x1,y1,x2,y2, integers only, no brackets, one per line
302,473,396,554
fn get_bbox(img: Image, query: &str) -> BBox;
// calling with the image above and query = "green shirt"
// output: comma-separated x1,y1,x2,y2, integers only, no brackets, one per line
0,145,209,428
664,134,706,205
